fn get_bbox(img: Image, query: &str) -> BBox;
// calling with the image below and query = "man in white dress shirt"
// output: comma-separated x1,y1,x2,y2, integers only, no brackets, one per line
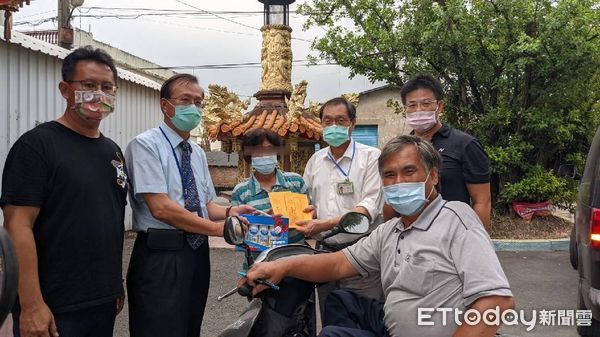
125,74,254,337
297,97,384,310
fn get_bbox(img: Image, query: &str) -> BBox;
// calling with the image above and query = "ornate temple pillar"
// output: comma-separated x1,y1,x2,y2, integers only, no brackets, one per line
259,24,293,94
288,134,299,173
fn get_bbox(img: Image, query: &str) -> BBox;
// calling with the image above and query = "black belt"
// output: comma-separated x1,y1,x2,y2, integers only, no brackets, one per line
138,228,187,251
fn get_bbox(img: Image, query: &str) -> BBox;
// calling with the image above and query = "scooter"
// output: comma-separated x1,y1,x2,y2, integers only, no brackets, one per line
218,212,371,337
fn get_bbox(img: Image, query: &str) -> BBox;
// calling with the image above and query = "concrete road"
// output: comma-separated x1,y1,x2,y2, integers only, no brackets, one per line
0,239,579,337
109,239,580,336
497,251,579,337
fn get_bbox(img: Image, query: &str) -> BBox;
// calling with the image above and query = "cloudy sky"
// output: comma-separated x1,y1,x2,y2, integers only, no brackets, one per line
12,0,384,103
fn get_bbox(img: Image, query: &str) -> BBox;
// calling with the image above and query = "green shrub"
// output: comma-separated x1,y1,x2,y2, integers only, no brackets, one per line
499,166,576,210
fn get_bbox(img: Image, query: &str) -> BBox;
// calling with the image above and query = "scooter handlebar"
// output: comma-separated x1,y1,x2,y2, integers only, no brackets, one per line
238,283,253,298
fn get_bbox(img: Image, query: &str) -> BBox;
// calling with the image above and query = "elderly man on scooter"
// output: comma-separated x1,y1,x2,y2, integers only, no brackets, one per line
245,134,514,337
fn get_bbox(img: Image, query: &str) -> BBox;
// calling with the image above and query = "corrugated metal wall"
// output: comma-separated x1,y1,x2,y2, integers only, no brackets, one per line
0,39,162,229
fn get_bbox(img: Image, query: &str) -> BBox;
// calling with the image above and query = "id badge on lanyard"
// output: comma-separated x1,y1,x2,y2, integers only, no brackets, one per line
337,179,354,195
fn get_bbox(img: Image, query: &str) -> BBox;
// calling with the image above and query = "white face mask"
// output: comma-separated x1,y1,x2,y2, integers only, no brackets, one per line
407,110,437,133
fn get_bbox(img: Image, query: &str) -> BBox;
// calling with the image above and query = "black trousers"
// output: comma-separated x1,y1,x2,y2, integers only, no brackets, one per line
318,290,388,337
127,232,210,337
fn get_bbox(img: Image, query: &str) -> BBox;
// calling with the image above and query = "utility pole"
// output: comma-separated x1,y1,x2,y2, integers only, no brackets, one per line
58,0,84,49
57,0,72,49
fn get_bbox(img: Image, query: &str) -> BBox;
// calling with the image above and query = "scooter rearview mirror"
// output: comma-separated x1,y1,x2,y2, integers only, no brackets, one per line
338,212,370,234
224,216,246,245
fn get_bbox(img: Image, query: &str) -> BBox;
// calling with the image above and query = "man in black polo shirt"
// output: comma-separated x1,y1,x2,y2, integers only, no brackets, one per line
385,75,491,229
1,47,126,337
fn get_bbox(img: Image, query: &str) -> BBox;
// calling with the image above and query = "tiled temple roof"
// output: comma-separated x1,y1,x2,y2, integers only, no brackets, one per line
210,108,322,141
204,82,323,141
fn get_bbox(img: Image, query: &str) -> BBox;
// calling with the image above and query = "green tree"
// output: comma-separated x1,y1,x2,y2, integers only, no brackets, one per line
299,0,600,207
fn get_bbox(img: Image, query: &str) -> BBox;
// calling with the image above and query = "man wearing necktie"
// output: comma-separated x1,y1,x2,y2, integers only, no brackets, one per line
124,74,254,337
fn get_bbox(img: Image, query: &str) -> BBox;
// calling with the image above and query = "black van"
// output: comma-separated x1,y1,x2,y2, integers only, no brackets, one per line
569,126,600,336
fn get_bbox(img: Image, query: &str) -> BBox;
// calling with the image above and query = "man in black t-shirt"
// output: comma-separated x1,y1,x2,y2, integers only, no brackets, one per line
0,47,127,337
384,75,492,230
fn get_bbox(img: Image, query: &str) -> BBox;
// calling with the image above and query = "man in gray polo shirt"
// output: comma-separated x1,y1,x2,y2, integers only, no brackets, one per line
245,135,514,337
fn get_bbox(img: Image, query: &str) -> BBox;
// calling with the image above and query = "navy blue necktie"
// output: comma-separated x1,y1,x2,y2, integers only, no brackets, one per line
181,141,206,250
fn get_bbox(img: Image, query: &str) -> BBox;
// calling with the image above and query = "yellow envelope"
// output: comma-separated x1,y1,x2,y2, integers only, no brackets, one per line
268,191,290,217
268,191,312,228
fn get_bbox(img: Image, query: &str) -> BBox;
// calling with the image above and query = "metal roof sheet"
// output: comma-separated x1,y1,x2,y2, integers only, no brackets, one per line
2,30,161,90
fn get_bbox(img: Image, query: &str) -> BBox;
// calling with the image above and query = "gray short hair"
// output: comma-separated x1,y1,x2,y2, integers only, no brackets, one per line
378,135,442,175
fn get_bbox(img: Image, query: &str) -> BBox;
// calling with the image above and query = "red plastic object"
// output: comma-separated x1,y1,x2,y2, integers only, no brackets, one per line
512,201,553,221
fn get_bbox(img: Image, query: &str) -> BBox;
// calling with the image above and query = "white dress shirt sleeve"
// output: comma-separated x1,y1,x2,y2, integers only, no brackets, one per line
355,149,384,220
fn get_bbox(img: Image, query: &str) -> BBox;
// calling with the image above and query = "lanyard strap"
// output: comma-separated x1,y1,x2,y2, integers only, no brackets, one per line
159,126,205,218
159,126,184,180
327,141,356,178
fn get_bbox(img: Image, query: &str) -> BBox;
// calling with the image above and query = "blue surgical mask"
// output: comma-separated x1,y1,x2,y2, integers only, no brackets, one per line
383,173,432,216
252,155,277,175
323,125,350,147
170,104,203,132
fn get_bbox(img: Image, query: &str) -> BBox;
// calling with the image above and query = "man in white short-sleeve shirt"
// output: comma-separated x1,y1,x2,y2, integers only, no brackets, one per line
298,97,384,303
245,135,514,337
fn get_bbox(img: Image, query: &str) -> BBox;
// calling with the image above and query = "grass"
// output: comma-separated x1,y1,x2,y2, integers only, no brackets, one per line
490,213,573,240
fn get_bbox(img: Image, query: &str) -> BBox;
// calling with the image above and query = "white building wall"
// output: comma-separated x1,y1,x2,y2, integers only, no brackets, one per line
0,35,162,229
